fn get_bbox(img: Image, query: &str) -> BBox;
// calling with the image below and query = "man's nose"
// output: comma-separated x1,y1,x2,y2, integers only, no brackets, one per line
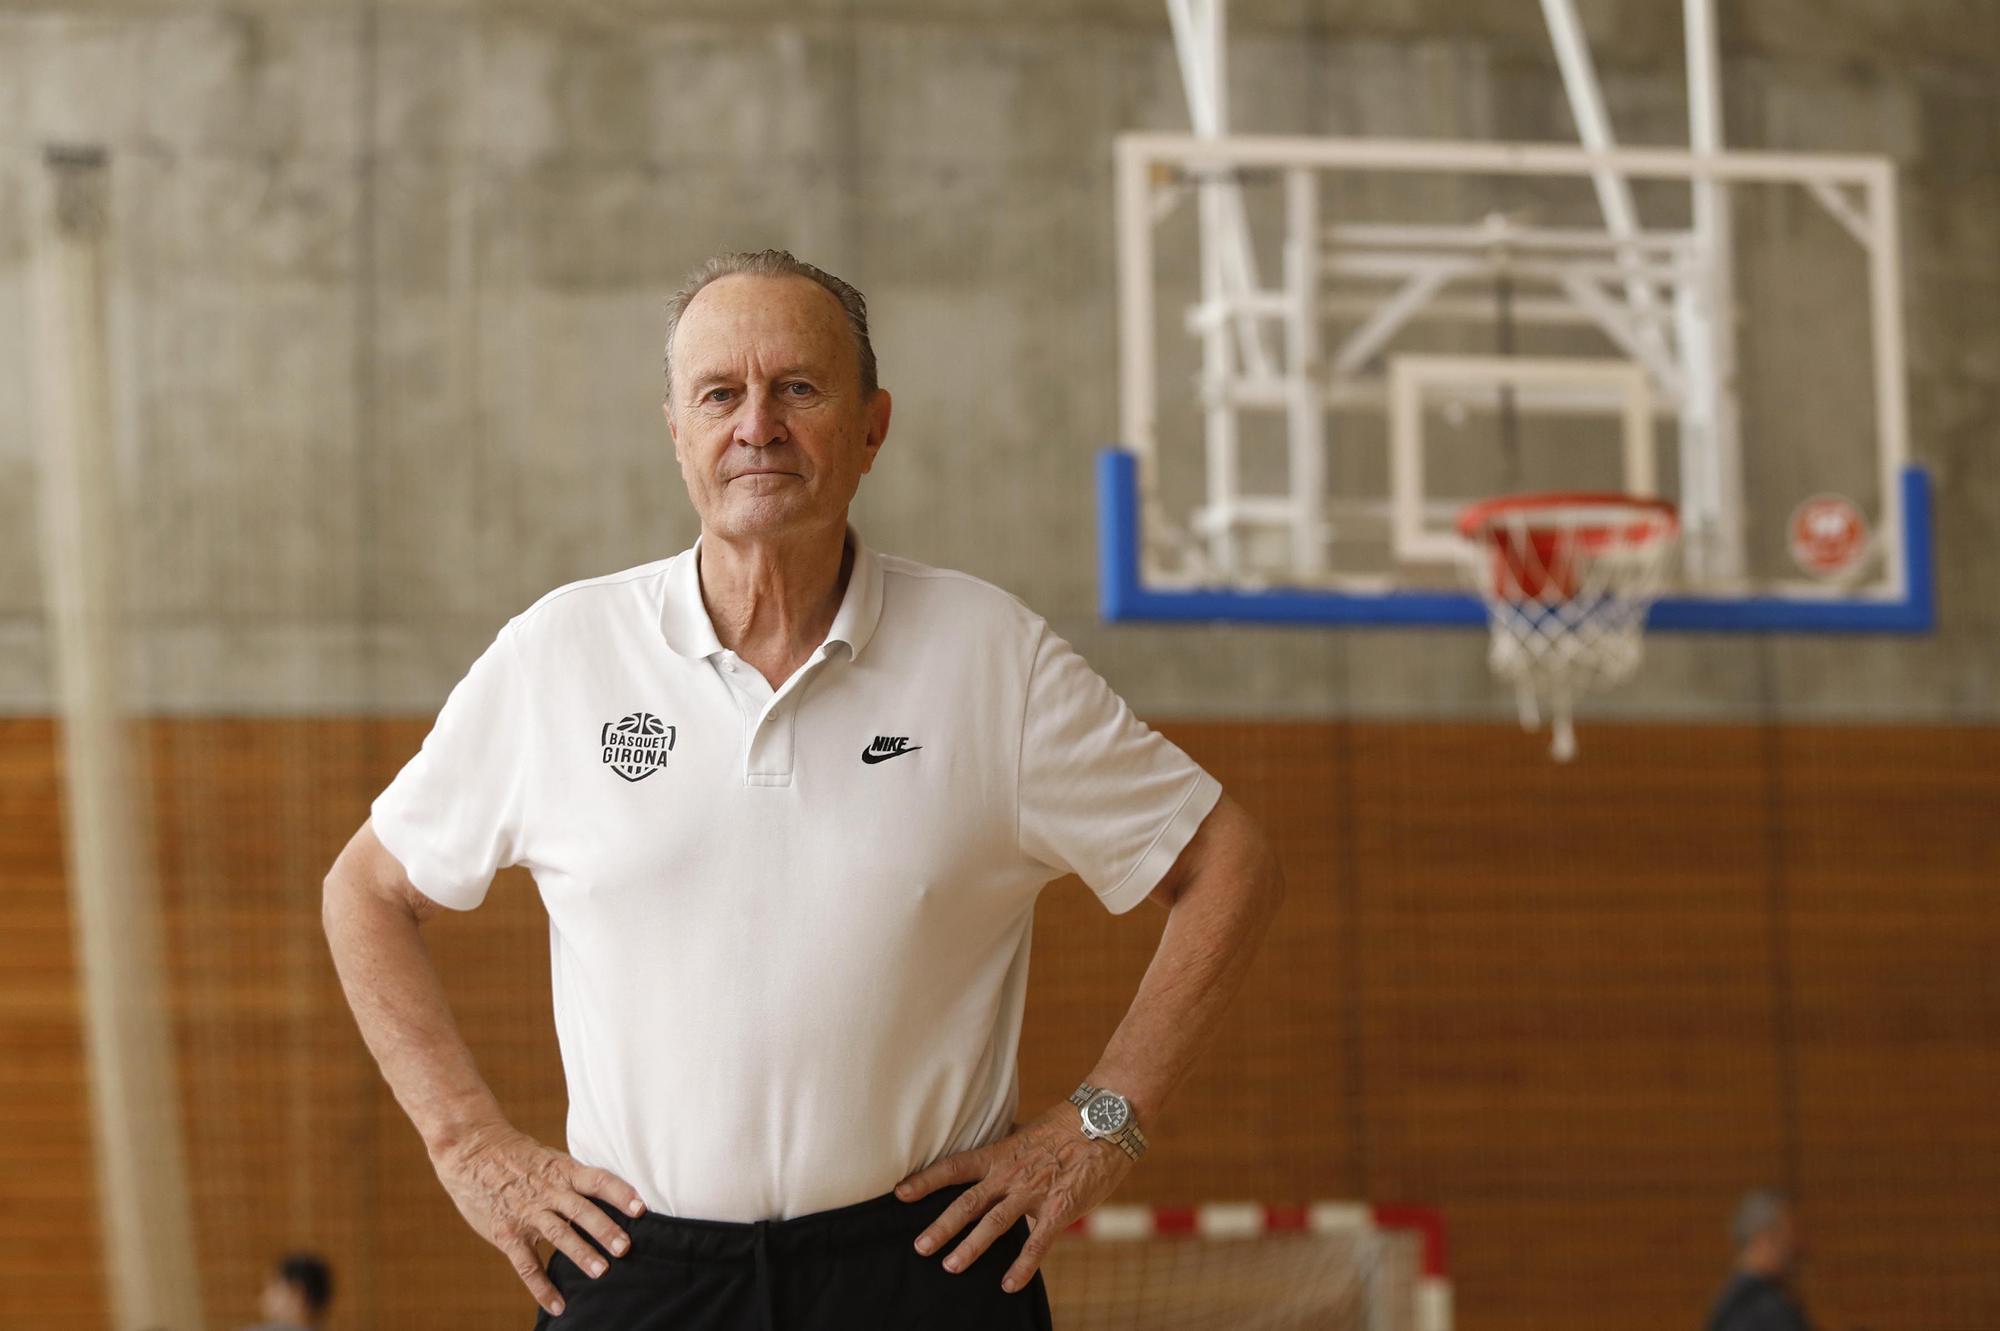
733,386,790,447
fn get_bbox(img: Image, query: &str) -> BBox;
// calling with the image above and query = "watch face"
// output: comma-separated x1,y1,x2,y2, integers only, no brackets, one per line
1085,1093,1130,1134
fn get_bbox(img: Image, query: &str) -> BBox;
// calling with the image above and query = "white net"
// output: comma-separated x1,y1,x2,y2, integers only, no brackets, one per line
1042,1210,1430,1331
1457,497,1680,761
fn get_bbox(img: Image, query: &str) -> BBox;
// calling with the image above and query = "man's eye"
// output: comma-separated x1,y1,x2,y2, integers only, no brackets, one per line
783,381,814,396
705,387,733,403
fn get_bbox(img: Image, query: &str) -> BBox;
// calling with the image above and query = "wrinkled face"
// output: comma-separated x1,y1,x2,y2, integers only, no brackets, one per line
665,273,890,542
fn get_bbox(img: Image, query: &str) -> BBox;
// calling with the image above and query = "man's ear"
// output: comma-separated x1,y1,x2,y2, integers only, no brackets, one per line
860,388,892,474
663,400,681,461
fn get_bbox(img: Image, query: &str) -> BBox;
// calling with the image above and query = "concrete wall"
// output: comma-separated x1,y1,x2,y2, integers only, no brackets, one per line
2,0,1996,720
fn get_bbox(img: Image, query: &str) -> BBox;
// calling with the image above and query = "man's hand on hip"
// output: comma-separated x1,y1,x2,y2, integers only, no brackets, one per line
894,1100,1136,1294
432,1121,648,1318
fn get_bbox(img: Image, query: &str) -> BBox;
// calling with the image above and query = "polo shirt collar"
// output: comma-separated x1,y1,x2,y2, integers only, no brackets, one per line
661,526,884,663
661,540,725,660
824,527,885,660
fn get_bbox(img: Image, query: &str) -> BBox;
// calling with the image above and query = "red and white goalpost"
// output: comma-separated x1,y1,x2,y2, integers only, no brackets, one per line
1047,1201,1452,1331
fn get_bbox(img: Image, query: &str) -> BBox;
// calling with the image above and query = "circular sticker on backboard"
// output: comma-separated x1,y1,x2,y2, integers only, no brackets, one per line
1788,495,1869,578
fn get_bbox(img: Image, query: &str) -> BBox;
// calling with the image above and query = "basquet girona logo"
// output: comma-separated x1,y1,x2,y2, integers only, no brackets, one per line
600,712,676,782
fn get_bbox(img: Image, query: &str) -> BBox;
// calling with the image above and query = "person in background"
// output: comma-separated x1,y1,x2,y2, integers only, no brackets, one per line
243,1251,333,1331
1706,1190,1813,1331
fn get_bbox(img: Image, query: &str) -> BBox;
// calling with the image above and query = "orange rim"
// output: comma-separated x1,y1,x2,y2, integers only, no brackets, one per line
1457,492,1679,550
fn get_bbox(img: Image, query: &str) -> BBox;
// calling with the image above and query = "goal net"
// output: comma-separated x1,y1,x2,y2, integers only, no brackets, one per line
1043,1203,1452,1331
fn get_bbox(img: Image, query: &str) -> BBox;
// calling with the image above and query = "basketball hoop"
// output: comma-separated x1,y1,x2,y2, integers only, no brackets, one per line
1457,494,1679,762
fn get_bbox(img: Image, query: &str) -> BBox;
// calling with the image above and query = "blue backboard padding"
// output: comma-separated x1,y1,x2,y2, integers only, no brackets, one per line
1097,449,1935,633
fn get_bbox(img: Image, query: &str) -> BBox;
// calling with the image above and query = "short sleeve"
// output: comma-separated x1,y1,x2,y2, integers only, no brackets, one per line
369,621,532,911
1017,626,1223,914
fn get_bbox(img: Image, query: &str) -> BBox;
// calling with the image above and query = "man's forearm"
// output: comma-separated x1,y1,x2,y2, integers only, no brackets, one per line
322,874,508,1157
1084,798,1284,1126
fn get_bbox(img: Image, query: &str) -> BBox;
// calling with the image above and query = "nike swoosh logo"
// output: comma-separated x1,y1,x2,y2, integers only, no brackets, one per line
861,744,922,765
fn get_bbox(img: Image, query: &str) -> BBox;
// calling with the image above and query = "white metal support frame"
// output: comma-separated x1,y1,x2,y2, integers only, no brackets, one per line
1283,167,1328,576
1168,0,1272,389
1115,122,1167,562
1536,0,1678,373
1681,0,1746,582
1862,156,1911,575
1165,0,1276,383
1554,272,1687,403
1165,0,1301,576
1331,266,1460,381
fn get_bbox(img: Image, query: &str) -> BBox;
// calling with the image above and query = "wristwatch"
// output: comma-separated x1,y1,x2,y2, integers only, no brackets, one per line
1069,1082,1148,1162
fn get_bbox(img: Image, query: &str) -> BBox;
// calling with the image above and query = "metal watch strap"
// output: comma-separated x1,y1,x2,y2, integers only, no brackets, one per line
1106,1119,1148,1162
1070,1082,1147,1162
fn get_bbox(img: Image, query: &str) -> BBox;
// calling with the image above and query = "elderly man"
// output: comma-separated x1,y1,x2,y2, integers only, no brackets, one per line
323,250,1283,1328
1705,1190,1815,1331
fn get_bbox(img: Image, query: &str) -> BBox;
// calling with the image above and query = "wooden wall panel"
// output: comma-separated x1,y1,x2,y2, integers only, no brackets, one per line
1777,728,2000,1331
0,717,109,1328
3,717,1997,1331
1334,723,1789,1331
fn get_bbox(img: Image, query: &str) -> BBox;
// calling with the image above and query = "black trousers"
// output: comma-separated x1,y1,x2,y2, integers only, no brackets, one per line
532,1183,1055,1331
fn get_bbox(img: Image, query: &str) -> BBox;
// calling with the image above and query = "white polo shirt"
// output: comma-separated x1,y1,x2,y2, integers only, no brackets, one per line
370,529,1221,1222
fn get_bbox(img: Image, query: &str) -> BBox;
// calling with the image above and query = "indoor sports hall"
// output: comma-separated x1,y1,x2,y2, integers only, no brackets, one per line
4,2,1996,1329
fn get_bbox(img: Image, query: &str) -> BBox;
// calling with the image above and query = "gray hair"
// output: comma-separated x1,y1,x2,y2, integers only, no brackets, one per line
661,249,878,401
1731,1189,1790,1251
